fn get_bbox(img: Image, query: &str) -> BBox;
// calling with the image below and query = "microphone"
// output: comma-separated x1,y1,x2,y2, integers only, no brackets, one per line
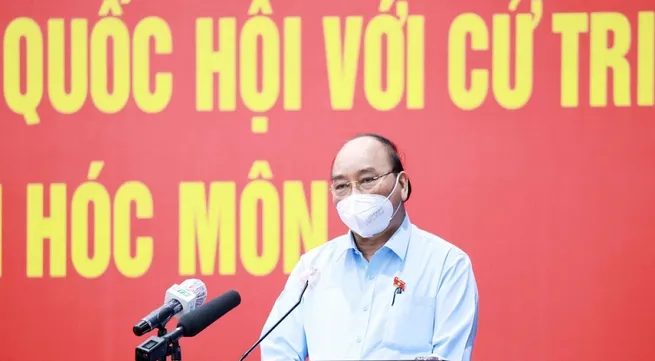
135,290,240,361
239,266,318,361
133,279,208,337
178,289,241,337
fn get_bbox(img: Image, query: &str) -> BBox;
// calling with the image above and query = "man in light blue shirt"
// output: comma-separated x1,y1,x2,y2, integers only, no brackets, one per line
260,134,479,361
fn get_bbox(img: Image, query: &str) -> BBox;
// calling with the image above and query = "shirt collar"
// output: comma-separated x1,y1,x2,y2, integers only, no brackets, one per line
335,215,412,261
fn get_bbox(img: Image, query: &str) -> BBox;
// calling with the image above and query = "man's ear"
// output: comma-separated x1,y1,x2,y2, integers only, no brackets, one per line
399,172,409,201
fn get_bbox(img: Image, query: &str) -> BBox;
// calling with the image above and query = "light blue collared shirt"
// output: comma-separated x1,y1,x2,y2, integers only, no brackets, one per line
260,215,479,361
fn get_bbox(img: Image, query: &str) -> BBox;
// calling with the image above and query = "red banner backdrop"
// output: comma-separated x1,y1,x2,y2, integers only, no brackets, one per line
0,0,654,360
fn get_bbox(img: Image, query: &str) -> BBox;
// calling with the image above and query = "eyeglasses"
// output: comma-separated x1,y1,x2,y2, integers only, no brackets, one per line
329,171,394,197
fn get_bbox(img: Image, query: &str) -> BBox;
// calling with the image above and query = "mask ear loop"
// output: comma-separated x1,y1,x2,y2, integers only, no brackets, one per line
386,171,406,221
388,196,403,220
353,171,405,215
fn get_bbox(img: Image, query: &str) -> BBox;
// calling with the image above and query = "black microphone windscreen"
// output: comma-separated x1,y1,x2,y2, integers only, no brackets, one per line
178,290,241,337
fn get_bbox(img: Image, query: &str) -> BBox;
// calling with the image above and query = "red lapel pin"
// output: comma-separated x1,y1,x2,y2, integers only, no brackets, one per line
393,276,406,292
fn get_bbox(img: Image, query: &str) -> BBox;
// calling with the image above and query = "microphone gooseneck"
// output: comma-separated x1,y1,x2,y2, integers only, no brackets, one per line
239,280,310,361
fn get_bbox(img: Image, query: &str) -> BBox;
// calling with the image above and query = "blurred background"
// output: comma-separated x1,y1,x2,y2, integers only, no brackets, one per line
0,0,654,360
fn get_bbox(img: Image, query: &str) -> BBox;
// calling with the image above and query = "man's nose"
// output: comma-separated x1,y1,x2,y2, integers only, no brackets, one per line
350,183,363,195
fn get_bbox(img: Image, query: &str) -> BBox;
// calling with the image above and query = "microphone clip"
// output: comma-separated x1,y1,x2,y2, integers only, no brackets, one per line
135,326,183,361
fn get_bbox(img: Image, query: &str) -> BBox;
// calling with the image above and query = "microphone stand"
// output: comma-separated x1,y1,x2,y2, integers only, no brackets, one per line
135,324,183,361
157,326,171,361
239,280,309,361
157,326,168,338
157,325,182,361
169,340,182,361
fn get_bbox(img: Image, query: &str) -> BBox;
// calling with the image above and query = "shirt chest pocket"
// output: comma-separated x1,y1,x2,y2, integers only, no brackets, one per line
382,293,435,351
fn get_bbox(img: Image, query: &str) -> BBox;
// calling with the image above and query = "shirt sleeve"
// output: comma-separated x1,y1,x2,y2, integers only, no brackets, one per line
259,256,309,361
427,250,479,361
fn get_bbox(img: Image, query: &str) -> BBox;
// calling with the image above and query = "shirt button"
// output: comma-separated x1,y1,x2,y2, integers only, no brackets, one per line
367,275,374,280
356,337,362,343
363,306,368,311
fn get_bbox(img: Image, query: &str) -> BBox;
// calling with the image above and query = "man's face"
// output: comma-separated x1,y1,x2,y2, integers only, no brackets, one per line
330,137,408,207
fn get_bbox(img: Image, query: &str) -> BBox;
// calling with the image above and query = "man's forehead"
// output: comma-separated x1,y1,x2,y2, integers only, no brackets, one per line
332,137,389,176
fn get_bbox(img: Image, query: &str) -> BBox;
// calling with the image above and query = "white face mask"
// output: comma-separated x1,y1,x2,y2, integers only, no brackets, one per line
336,172,404,238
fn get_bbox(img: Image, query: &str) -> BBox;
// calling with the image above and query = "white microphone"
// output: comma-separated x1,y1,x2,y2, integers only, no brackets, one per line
132,279,208,336
165,279,207,315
